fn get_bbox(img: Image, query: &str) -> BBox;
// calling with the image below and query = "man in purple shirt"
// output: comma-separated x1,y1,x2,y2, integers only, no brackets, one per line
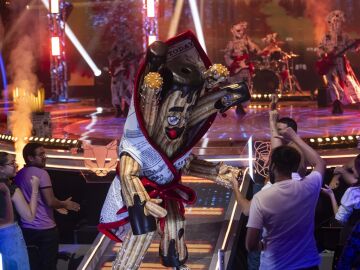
15,143,80,270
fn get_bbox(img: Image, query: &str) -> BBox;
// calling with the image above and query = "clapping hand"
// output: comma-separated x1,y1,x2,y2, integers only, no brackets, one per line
321,184,335,197
64,197,80,212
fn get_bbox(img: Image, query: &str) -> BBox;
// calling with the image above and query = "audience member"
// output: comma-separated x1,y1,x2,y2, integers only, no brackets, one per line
0,152,39,270
246,127,325,270
269,95,307,178
231,96,305,215
15,143,80,270
337,220,360,269
321,154,360,267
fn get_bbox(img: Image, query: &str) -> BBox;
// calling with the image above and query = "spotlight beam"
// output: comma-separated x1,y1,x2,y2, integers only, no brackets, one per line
41,0,102,76
188,0,207,53
167,0,184,38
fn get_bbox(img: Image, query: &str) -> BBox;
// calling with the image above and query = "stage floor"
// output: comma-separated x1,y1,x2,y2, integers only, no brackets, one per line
1,99,359,146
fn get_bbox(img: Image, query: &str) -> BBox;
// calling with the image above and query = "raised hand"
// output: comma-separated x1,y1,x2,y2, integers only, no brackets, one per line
269,94,278,111
269,110,279,125
276,126,298,141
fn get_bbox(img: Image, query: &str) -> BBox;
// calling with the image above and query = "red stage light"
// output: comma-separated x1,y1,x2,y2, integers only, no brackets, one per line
146,0,155,18
50,0,59,13
51,37,60,56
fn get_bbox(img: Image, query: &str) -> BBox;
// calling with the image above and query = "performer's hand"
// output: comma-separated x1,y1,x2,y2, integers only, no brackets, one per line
216,163,243,189
145,199,167,218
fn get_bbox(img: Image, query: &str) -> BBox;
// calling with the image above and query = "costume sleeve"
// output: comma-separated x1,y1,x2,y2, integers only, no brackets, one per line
247,195,263,229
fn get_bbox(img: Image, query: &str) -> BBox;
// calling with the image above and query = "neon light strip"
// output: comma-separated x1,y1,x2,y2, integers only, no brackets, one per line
0,53,8,111
146,0,155,17
81,234,106,270
40,0,102,76
248,136,254,180
188,0,207,53
215,167,248,270
0,252,3,270
167,0,184,38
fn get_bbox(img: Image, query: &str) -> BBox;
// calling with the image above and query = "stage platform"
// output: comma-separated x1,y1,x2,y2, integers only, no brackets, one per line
0,97,359,270
0,97,358,176
1,97,359,146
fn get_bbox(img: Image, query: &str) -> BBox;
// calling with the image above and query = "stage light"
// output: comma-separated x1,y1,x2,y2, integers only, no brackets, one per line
333,137,338,141
72,140,78,144
348,136,354,140
56,139,60,143
96,107,103,113
310,138,315,143
188,0,207,53
41,0,102,76
148,35,157,45
167,0,184,38
29,137,34,141
50,138,55,142
325,138,330,142
51,37,61,56
146,0,155,17
45,138,49,142
50,0,59,13
317,138,323,142
341,136,346,141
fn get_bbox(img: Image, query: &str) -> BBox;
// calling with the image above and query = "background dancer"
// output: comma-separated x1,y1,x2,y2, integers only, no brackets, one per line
317,10,360,114
224,21,260,114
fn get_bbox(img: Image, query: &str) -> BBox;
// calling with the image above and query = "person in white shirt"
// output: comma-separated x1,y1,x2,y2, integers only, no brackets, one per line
246,127,325,270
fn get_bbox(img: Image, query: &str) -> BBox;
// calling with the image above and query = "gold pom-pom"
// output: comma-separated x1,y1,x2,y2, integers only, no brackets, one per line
143,72,163,90
209,64,229,77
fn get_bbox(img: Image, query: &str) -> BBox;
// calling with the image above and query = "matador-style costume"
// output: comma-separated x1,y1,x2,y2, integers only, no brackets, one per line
99,31,250,270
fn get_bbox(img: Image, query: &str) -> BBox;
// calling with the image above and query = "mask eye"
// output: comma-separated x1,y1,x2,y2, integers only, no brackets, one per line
167,116,180,126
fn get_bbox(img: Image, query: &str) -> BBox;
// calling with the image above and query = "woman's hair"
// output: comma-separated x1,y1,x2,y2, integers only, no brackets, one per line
0,152,8,166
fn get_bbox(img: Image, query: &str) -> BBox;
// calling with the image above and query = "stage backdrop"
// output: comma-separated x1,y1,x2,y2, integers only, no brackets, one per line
32,0,360,92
